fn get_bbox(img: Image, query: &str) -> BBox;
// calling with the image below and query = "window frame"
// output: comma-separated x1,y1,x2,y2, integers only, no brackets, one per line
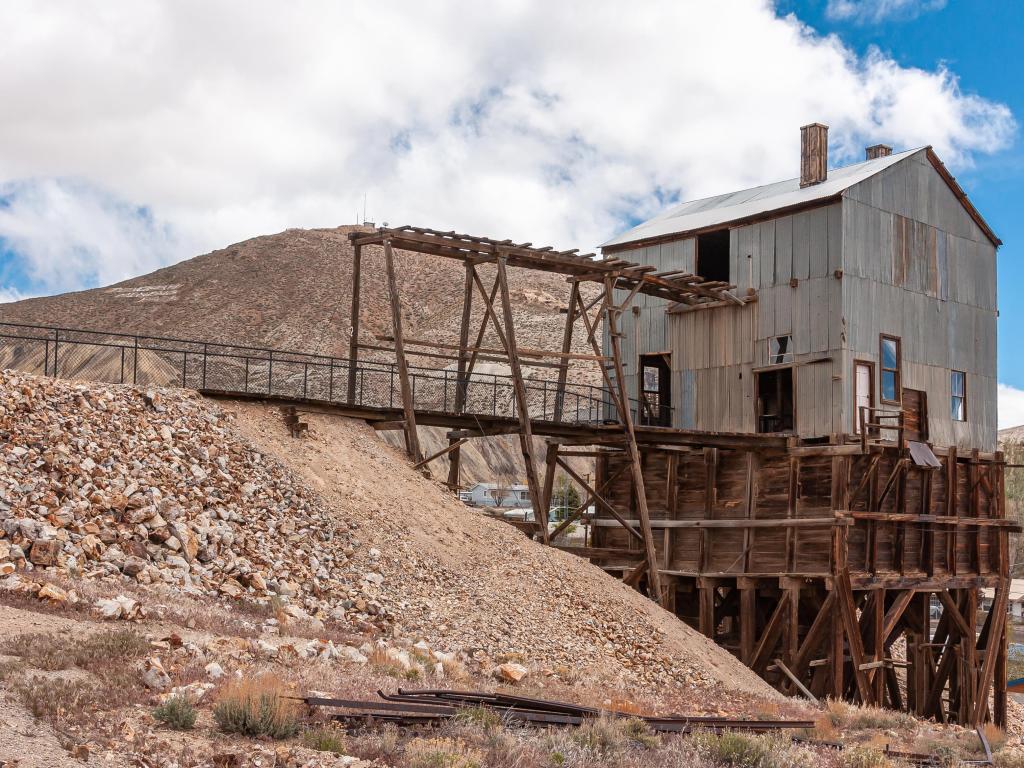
951,370,967,422
768,334,794,366
853,359,875,434
879,334,902,405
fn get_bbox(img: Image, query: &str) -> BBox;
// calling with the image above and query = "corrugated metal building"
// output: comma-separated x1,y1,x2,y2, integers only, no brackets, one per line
602,125,999,452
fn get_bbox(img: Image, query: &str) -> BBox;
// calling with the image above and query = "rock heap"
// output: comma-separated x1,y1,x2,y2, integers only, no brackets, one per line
0,370,382,628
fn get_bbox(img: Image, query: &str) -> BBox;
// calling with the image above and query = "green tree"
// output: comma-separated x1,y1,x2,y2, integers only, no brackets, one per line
551,475,582,520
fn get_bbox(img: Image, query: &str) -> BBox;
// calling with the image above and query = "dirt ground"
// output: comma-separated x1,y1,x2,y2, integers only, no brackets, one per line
228,401,776,702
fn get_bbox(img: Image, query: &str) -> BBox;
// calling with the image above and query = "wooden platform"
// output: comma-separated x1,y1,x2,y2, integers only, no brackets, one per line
568,437,1015,726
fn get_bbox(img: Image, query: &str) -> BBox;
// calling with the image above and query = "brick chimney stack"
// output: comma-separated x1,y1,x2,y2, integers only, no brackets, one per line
866,144,893,160
800,123,829,187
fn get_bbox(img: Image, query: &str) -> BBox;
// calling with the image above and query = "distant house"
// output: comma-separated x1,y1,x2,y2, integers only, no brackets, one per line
459,482,531,508
982,580,1024,621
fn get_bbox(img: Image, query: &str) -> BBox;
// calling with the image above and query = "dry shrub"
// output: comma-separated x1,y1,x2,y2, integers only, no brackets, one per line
1,629,149,673
404,736,485,768
983,724,1009,753
995,748,1024,768
213,674,301,739
454,705,503,732
346,724,402,763
154,695,197,730
826,700,915,732
842,745,894,768
689,730,815,768
10,674,105,727
302,725,347,754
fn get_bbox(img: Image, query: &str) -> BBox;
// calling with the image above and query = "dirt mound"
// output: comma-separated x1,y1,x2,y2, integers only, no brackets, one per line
0,225,600,485
0,369,771,697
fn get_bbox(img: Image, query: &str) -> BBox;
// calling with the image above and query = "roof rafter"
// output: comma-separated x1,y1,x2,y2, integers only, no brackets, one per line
350,225,745,306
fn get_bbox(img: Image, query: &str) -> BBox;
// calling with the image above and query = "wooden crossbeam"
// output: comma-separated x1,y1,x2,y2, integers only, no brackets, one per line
412,438,469,470
555,457,643,544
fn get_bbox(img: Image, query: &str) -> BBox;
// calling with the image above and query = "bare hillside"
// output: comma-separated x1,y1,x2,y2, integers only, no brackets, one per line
0,370,767,697
0,225,601,485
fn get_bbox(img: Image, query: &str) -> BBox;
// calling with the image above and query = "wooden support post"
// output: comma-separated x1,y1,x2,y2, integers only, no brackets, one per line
995,605,1008,727
494,254,546,536
603,277,665,605
873,588,885,704
786,455,799,572
743,452,758,573
539,443,559,545
785,579,802,666
752,591,790,675
665,453,679,569
791,590,837,683
553,281,580,422
383,238,422,463
948,447,959,575
346,242,362,404
446,263,476,490
832,586,845,700
835,527,872,703
740,578,757,666
973,581,1008,725
699,578,717,639
700,448,718,572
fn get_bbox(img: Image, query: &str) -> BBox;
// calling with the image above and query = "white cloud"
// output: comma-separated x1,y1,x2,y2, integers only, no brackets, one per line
0,287,28,304
0,178,194,294
0,0,1013,299
826,0,947,23
998,384,1024,431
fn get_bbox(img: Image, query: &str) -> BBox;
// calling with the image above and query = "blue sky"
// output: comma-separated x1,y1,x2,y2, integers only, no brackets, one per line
0,0,1021,420
782,0,1024,382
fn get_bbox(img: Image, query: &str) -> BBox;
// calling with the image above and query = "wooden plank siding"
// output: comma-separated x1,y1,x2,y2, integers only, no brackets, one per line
841,149,998,451
604,149,996,452
594,444,1005,580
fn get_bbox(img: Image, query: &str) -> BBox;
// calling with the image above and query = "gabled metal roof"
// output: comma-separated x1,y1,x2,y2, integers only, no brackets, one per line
602,147,1000,250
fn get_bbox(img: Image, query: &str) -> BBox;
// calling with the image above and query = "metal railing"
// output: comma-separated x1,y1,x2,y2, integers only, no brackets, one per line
0,321,661,426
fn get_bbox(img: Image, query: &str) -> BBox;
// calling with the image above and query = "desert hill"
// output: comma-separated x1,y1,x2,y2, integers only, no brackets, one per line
0,225,600,485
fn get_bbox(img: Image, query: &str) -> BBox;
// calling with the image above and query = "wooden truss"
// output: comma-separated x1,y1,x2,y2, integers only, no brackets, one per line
345,225,742,606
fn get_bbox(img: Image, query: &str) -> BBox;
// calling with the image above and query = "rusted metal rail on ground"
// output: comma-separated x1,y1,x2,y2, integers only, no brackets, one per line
299,688,816,733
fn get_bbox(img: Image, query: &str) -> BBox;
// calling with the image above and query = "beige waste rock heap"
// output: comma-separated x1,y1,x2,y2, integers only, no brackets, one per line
0,369,775,700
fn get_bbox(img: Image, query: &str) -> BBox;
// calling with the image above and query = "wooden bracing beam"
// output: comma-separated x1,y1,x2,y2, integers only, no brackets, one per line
346,243,362,404
494,254,546,536
553,281,581,422
602,276,664,605
446,263,476,489
383,238,422,463
556,457,643,545
973,581,1008,725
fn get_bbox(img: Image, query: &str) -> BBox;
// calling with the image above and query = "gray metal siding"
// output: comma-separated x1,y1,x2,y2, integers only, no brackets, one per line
841,150,998,450
603,150,996,450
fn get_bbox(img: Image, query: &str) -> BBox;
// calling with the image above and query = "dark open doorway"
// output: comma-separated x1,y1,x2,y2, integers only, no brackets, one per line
696,229,731,282
639,353,672,427
756,367,794,433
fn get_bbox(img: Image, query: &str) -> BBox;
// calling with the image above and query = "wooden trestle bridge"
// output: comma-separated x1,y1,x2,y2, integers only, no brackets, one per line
0,224,1015,726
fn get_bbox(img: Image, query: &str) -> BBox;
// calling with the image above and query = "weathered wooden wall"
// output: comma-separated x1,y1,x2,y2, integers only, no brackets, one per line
841,149,998,451
592,444,1004,582
606,149,998,451
612,203,844,438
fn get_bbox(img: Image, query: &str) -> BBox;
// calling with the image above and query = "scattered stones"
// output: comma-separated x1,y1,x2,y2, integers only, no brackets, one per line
496,662,529,683
141,656,171,691
95,594,145,620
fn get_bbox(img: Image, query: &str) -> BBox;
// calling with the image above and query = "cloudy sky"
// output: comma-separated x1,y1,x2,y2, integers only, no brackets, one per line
2,0,1022,423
